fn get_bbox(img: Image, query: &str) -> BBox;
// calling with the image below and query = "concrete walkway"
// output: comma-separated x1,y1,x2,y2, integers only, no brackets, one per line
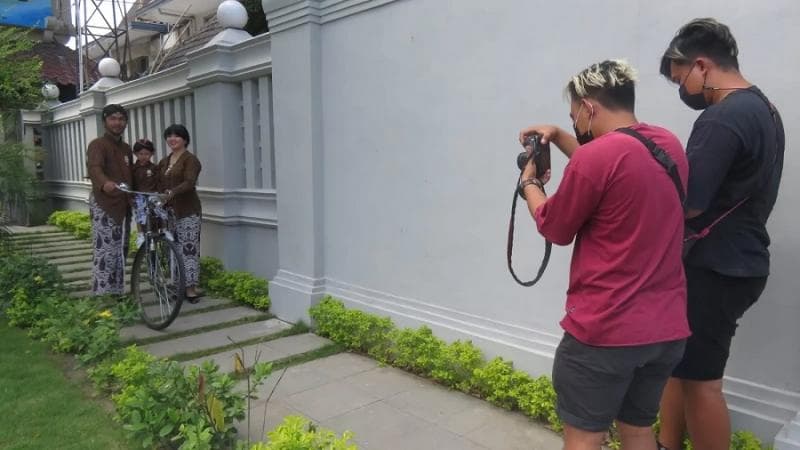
241,352,564,449
8,227,563,449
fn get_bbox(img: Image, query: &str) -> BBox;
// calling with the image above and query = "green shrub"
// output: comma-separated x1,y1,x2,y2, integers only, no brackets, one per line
0,253,63,310
207,270,270,311
430,340,484,392
387,326,444,377
200,257,225,290
48,210,92,239
248,415,356,450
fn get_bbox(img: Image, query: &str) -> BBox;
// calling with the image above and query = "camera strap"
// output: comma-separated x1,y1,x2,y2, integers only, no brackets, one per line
507,177,552,287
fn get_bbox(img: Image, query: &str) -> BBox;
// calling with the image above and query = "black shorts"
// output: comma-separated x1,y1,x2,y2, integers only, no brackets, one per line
672,265,767,381
552,333,686,432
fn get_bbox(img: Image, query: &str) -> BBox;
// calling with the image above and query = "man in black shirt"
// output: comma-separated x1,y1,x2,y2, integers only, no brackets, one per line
657,18,785,450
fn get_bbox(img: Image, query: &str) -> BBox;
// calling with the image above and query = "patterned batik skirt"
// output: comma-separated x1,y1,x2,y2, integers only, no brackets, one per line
174,214,201,288
90,196,129,296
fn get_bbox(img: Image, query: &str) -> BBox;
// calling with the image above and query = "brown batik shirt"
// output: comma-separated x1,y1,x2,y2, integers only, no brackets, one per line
86,133,133,223
132,161,159,193
157,151,202,219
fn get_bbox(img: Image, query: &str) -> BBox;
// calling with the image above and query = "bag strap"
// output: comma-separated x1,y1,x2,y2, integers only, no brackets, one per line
616,126,750,241
615,127,686,203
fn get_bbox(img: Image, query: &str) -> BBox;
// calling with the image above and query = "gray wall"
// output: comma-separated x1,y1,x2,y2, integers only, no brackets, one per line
264,0,799,444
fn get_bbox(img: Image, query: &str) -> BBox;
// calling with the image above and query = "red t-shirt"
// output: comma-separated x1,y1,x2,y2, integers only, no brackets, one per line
534,124,691,346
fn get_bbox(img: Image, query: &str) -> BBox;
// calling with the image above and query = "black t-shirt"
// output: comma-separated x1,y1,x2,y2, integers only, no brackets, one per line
684,86,785,277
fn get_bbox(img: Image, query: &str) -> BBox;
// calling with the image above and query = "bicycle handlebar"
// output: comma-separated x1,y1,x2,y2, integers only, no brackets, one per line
116,183,166,198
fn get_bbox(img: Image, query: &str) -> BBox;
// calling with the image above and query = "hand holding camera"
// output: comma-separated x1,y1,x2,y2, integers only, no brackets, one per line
516,134,551,199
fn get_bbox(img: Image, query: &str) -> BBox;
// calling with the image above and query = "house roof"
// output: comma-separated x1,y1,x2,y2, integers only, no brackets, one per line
155,17,221,72
32,41,99,86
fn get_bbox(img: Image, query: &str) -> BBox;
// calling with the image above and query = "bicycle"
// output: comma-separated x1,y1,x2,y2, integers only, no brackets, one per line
118,183,185,330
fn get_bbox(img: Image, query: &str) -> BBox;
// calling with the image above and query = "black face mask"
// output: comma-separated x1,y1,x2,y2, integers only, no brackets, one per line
678,63,710,110
679,84,710,110
573,125,594,145
573,103,594,145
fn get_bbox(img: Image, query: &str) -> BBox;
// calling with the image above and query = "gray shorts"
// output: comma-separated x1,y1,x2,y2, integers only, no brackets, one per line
552,333,686,432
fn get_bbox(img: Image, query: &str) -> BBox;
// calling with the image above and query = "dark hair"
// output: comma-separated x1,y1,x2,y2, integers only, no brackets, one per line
102,104,128,121
565,60,637,112
660,18,740,78
163,124,191,146
133,139,155,153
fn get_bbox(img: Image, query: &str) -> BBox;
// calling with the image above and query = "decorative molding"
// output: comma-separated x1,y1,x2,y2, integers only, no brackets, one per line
187,34,272,87
198,187,278,229
324,277,562,358
776,412,800,450
46,181,91,202
725,376,800,435
105,64,192,109
264,0,403,33
47,99,82,123
272,269,326,295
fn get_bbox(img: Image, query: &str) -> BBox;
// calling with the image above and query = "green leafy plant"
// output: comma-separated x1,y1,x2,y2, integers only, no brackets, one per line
0,26,43,110
0,252,62,311
47,210,92,239
248,415,356,450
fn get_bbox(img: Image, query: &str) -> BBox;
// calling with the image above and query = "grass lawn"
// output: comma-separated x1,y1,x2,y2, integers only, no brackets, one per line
0,320,134,450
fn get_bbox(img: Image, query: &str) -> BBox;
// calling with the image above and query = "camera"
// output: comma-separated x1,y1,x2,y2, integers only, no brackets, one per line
517,134,551,179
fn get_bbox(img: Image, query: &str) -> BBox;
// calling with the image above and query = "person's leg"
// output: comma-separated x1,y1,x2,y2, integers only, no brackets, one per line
552,333,634,450
616,421,657,450
176,215,201,297
618,339,686,450
563,424,606,450
90,198,124,296
670,267,767,450
684,379,729,450
657,378,686,449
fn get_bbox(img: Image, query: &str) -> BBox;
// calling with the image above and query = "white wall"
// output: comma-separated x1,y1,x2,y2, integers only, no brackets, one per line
264,0,799,443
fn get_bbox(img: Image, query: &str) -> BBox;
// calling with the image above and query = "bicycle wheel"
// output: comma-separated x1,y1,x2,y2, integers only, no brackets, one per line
131,235,186,330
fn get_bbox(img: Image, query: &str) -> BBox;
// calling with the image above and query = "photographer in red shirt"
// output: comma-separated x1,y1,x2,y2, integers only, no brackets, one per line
518,60,690,450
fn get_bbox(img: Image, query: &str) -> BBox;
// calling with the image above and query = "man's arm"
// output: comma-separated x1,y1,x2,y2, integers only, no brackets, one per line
521,159,602,245
86,141,117,193
684,120,742,218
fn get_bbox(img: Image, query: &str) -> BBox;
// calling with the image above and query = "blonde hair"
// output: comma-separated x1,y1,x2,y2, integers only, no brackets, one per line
565,59,638,111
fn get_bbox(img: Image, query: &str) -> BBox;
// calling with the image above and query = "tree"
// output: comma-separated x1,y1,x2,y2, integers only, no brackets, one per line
242,0,269,36
0,26,43,110
0,26,43,227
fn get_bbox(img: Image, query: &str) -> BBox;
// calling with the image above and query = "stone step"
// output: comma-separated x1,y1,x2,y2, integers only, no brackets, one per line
30,247,94,259
120,306,269,343
68,284,153,298
142,296,233,315
21,241,92,252
181,333,332,373
27,248,94,260
8,232,74,243
7,225,61,234
57,260,133,274
142,318,292,359
50,254,95,265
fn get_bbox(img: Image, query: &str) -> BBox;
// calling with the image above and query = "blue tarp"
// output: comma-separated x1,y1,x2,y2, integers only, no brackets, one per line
0,0,51,29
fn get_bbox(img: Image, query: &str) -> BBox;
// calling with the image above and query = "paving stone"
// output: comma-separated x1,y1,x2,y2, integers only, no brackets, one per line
290,352,377,380
464,411,564,450
385,380,487,425
180,333,331,373
343,365,428,400
236,399,304,443
283,378,379,422
120,306,266,341
244,363,334,401
142,318,291,358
